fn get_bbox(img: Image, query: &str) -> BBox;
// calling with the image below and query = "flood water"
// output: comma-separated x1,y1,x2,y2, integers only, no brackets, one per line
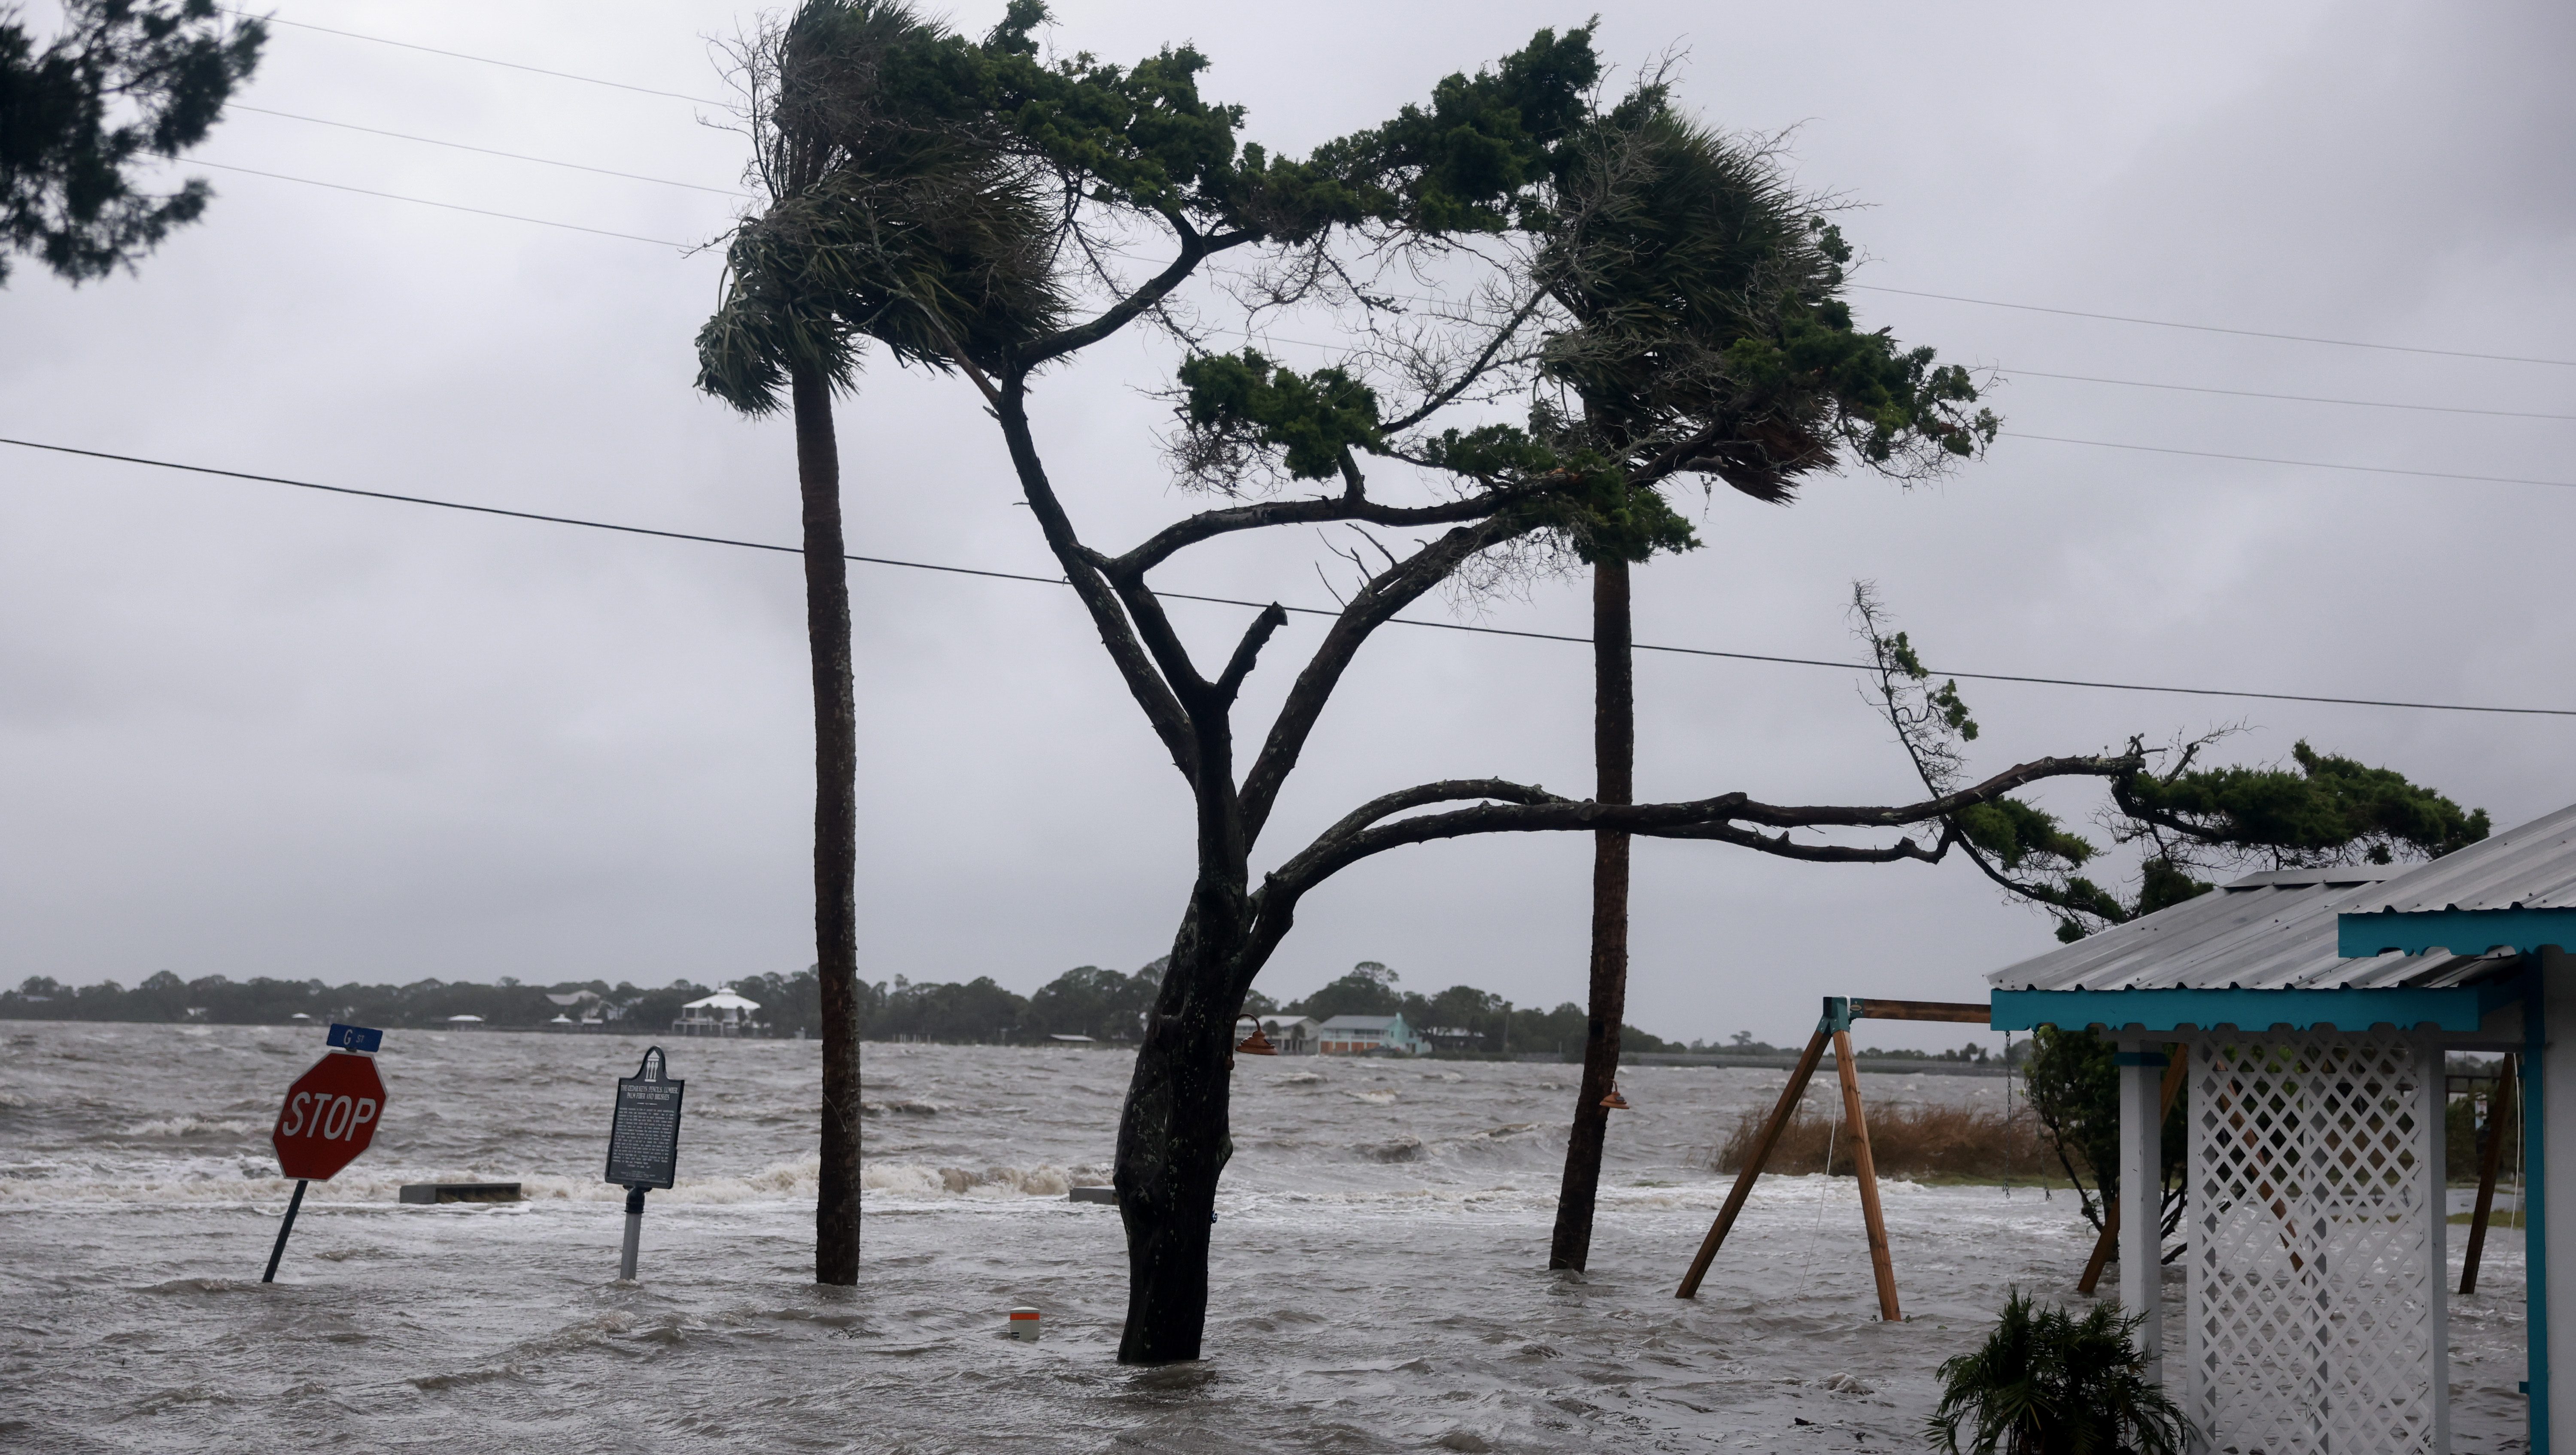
0,1022,2531,1452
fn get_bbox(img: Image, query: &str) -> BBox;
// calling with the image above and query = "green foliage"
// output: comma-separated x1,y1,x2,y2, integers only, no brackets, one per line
1174,350,1382,480
2020,1027,2185,1233
1859,603,2486,941
1536,105,1997,512
0,0,263,285
1291,961,1405,1019
2120,740,2491,865
1300,25,1601,234
1955,800,2096,873
1929,1291,2191,1455
2446,1073,2521,1182
1019,962,1161,1040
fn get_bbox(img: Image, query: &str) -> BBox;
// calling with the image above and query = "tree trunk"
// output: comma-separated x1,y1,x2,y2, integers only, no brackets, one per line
793,359,862,1287
1549,555,1633,1271
1113,903,1245,1364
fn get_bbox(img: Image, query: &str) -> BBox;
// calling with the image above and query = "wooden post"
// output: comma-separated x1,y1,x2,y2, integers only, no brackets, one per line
1675,1028,1830,1298
2462,1054,2518,1295
2078,1046,2188,1296
1832,1027,1902,1322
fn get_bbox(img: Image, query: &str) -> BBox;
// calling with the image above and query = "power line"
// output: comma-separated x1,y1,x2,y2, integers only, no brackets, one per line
231,11,730,107
1852,285,2576,368
2004,432,2576,490
155,154,701,249
2001,367,2576,422
213,13,2569,375
230,105,744,195
9,436,2572,720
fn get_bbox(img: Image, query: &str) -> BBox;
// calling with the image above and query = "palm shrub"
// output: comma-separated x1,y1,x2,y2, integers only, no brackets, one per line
1928,1291,2190,1455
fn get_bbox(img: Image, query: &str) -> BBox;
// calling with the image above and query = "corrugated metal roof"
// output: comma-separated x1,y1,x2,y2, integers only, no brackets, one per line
2340,800,2576,912
1983,803,2576,992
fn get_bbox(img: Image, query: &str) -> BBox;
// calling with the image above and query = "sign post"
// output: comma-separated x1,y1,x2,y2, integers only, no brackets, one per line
604,1046,683,1281
264,1023,387,1282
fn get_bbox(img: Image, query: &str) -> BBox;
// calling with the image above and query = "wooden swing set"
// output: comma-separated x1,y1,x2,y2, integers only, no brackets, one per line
1674,995,1990,1318
1673,1009,2528,1316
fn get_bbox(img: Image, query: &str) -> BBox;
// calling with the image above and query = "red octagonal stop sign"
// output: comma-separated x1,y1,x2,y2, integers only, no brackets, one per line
271,1051,386,1181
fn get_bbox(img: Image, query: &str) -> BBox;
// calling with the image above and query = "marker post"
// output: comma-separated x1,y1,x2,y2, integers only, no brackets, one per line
603,1047,684,1282
261,1180,309,1284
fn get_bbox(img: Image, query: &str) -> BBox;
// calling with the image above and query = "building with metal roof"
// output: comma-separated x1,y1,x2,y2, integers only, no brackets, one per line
1984,798,2576,1455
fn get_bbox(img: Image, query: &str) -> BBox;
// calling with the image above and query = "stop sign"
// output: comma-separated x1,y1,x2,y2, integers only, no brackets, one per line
271,1051,386,1181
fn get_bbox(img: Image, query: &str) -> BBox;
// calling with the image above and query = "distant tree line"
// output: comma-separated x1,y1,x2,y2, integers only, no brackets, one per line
6,958,1716,1053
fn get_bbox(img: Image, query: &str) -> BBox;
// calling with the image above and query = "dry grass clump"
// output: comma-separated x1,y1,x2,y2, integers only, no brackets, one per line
1713,1101,2060,1181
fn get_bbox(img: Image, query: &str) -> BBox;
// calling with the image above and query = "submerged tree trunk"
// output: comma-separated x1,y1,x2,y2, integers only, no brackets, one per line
1549,556,1634,1271
793,359,863,1287
1114,896,1253,1363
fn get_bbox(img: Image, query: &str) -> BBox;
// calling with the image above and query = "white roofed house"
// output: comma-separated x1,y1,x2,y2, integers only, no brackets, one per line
1255,1015,1318,1055
674,987,763,1038
1314,1013,1423,1056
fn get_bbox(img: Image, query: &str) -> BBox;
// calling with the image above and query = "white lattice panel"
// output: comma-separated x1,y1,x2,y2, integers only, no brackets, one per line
2184,1031,2447,1454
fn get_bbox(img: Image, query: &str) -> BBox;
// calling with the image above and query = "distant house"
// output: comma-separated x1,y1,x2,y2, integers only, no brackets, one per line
1422,1025,1481,1052
1314,1012,1423,1056
675,987,763,1037
1254,1015,1318,1055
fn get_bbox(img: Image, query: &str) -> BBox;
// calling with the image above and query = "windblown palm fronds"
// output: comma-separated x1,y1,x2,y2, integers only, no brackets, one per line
1537,103,1993,512
1928,1291,2191,1455
695,0,1065,414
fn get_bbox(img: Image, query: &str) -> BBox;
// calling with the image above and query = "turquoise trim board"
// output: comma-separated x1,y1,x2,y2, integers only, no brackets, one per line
2527,970,2550,1453
2339,906,2576,958
1987,982,2520,1034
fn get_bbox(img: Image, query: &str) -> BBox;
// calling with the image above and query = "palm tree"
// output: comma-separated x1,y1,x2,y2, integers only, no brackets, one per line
1929,1291,2190,1455
1537,104,1993,1270
695,0,1061,1285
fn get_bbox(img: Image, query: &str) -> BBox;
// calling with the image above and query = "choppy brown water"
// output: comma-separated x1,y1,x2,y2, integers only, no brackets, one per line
0,1022,2531,1452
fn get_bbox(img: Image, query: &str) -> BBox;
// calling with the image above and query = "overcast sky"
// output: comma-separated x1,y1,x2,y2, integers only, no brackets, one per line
3,0,2570,1048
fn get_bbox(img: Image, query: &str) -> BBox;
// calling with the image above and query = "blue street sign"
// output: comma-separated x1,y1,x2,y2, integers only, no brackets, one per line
327,1023,384,1054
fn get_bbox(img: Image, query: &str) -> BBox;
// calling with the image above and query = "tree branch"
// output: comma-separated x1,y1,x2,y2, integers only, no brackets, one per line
995,374,1198,781
1377,286,1557,436
1235,513,1540,842
1213,603,1290,705
1105,488,1513,579
1015,210,1255,370
1258,751,2143,913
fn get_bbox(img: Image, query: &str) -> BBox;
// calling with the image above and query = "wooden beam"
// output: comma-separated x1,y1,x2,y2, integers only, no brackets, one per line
1854,998,1991,1025
1833,1027,1902,1322
2461,1052,2518,1295
2077,1044,2187,1296
1675,1028,1829,1299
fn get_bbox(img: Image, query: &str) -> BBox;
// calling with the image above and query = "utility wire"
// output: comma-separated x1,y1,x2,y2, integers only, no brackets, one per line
2000,368,2576,422
152,154,701,249
1852,285,2576,368
230,10,731,107
229,105,744,195
212,15,2574,372
2003,432,2576,491
9,436,2573,720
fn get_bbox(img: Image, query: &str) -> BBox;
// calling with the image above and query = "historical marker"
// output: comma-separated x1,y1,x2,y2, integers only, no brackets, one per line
263,1025,388,1282
605,1046,683,1280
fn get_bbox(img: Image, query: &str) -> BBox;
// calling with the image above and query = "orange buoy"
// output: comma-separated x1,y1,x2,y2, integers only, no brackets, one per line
1599,1084,1630,1110
1234,1020,1279,1056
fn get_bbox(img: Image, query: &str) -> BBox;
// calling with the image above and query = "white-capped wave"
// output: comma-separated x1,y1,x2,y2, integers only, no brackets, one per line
859,1161,1104,1197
